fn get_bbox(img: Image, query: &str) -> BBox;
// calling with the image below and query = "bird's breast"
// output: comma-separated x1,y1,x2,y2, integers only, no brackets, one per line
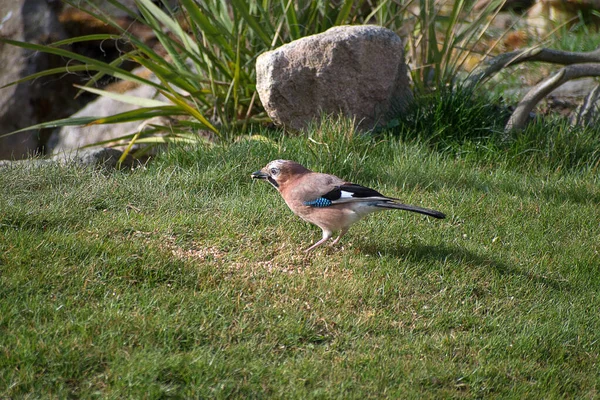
286,200,380,231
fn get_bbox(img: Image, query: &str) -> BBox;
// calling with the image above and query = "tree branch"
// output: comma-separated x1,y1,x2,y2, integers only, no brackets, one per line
505,63,600,131
468,46,600,86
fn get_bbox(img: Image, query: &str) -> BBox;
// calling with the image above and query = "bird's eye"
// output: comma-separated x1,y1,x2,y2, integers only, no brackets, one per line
270,167,279,175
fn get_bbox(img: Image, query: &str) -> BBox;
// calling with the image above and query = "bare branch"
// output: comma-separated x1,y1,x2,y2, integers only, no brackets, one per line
468,46,600,86
505,64,600,131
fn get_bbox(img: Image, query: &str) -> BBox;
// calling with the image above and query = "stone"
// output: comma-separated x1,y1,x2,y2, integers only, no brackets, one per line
256,25,413,131
0,0,68,159
52,147,134,168
48,83,155,152
0,0,170,160
47,67,170,153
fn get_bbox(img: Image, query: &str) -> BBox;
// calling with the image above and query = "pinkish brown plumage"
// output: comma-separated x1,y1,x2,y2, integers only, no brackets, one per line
251,160,445,252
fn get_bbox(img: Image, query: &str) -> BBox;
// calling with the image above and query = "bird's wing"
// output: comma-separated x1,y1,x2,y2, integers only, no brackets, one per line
304,183,393,207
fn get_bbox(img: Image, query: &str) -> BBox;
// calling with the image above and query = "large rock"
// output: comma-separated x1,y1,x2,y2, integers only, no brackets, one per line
0,0,168,160
256,25,413,131
0,0,68,159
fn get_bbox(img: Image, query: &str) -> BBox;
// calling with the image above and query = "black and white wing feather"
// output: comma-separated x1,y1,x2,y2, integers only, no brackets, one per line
323,184,392,203
303,183,392,206
304,183,445,219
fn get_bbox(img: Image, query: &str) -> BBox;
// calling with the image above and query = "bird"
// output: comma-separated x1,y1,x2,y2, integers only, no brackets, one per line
251,160,445,252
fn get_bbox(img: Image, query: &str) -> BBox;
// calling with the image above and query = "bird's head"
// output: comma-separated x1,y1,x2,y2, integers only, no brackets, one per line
251,160,311,189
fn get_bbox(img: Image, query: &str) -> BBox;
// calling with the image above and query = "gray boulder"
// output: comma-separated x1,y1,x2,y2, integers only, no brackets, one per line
0,0,68,159
256,25,413,131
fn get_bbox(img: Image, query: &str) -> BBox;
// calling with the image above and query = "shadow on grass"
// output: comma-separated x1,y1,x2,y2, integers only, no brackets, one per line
396,172,600,207
361,242,570,292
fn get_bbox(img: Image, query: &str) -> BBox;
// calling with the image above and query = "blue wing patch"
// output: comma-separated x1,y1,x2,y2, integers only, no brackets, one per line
303,197,333,207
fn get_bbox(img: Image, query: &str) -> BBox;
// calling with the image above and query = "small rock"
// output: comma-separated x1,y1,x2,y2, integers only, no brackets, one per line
256,25,413,131
52,147,133,168
48,67,169,154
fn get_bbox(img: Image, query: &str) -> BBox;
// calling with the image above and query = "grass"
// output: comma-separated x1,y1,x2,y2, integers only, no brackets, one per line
388,87,600,172
2,100,600,397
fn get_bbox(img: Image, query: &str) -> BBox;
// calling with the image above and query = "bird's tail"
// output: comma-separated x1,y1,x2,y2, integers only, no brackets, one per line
376,202,446,219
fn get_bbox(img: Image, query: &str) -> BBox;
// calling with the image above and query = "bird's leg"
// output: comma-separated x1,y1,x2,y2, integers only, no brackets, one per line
330,227,349,246
304,229,333,253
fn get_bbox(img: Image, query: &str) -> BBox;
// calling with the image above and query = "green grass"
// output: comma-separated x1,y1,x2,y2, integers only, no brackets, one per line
2,107,600,398
388,87,600,172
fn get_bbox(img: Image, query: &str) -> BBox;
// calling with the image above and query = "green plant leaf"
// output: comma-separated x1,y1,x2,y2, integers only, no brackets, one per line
334,0,356,26
89,107,184,125
282,0,300,40
180,0,235,59
0,38,162,90
230,0,273,47
155,83,219,134
49,34,125,47
0,65,92,89
73,85,173,108
0,117,101,138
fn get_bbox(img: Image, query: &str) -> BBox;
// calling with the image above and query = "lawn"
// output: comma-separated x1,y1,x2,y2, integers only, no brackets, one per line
1,114,599,398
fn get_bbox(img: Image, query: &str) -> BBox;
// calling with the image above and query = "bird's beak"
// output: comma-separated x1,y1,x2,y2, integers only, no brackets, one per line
251,170,269,180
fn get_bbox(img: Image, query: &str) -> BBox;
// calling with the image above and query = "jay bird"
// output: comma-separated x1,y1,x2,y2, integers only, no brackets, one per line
251,160,445,252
